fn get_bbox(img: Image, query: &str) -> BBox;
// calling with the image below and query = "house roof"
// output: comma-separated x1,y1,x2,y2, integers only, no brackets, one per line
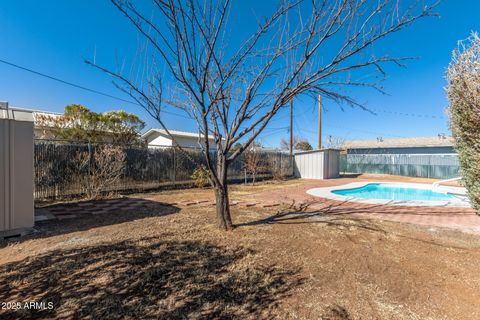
343,136,454,149
142,128,216,140
9,106,63,126
10,106,62,117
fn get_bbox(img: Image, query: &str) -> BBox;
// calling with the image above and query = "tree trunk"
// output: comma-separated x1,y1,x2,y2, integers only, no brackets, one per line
214,154,233,230
214,184,233,230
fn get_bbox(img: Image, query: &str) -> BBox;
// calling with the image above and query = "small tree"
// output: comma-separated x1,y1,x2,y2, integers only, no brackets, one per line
296,140,313,151
446,33,480,213
244,142,262,185
280,137,297,151
280,137,313,151
92,0,436,230
103,110,146,145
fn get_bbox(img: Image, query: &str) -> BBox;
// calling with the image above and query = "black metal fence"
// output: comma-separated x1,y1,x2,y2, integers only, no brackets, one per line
34,141,291,201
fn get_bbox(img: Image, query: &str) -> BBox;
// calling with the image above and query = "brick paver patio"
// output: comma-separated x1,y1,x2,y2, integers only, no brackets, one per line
35,198,160,221
246,178,480,234
35,177,480,234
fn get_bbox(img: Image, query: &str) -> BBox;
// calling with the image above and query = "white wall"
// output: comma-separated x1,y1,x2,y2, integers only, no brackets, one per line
147,133,173,148
147,131,216,150
0,105,34,236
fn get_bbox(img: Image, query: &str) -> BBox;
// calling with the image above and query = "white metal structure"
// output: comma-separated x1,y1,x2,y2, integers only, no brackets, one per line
0,102,35,237
432,177,466,196
293,149,340,179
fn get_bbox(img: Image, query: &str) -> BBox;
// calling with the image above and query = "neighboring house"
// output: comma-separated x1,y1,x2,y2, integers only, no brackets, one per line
343,135,455,155
142,128,217,150
9,106,63,139
11,106,116,142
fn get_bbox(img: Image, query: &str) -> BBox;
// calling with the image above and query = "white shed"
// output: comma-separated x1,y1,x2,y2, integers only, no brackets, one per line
0,102,34,237
293,149,340,179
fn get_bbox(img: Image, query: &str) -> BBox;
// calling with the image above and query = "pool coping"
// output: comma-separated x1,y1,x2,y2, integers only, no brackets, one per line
306,181,471,208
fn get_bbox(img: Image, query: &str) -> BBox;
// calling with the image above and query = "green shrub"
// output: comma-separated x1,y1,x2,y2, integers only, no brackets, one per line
446,33,480,213
191,166,209,188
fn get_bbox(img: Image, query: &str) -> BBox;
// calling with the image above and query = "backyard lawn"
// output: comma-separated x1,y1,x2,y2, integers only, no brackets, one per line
1,177,480,319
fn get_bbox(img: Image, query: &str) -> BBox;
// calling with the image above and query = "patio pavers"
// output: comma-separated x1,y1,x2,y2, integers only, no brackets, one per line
246,177,480,234
35,198,159,221
34,176,480,234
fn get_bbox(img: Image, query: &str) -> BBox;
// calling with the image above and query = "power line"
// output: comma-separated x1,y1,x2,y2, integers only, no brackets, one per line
1,57,446,134
279,97,446,122
293,98,442,139
258,127,288,138
0,58,136,104
369,107,446,120
0,57,192,120
299,124,406,139
263,126,289,131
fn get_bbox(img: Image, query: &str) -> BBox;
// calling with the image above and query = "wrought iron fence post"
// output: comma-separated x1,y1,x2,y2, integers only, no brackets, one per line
87,142,93,198
173,147,176,183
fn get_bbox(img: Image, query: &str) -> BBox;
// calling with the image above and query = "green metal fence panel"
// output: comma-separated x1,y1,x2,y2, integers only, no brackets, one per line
340,154,459,179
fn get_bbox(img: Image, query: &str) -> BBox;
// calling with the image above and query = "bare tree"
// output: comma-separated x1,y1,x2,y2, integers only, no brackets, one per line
244,142,262,185
76,145,126,199
90,0,436,230
324,135,345,149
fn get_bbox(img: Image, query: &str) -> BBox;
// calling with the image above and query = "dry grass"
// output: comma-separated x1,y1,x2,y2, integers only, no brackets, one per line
1,179,480,319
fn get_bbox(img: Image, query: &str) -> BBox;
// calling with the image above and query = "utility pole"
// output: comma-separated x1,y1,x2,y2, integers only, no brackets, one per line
317,95,322,149
289,99,293,158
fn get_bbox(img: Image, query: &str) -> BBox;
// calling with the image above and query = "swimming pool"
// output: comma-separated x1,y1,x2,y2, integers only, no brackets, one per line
332,183,455,201
307,182,470,207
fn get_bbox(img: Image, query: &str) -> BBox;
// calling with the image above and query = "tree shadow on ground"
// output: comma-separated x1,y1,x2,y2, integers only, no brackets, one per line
237,200,387,234
237,201,471,249
0,200,180,249
238,197,473,228
0,237,304,319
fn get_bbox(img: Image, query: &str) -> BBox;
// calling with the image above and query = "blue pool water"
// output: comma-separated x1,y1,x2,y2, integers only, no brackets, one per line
332,183,455,201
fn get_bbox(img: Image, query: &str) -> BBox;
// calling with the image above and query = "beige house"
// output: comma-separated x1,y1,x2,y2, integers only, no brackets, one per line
13,106,118,142
9,106,63,139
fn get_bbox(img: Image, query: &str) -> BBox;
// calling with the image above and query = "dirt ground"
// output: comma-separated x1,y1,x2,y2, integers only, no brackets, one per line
1,176,480,319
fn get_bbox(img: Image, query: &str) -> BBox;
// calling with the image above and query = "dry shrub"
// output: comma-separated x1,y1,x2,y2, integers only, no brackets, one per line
191,165,209,188
76,145,126,199
244,144,262,184
446,33,480,212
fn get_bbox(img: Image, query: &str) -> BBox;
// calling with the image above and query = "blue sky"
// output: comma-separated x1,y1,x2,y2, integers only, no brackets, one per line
0,0,478,147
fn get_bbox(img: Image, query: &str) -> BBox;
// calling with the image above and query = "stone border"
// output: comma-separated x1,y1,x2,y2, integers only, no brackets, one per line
306,181,471,208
